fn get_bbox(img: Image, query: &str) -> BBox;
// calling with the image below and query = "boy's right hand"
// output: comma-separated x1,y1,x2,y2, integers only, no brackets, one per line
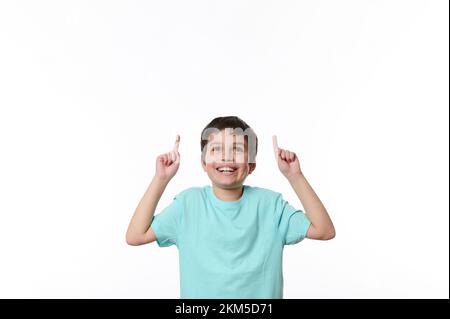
155,135,180,182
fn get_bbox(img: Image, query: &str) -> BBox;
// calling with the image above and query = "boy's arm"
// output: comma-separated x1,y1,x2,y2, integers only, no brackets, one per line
126,177,169,245
126,135,181,246
273,136,335,240
287,174,335,240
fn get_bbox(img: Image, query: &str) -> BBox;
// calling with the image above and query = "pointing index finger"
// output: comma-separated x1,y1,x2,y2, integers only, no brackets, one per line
272,135,279,153
173,134,180,152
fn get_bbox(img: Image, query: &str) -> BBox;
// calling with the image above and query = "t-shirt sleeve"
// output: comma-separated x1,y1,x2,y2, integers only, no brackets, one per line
275,194,311,245
150,195,183,247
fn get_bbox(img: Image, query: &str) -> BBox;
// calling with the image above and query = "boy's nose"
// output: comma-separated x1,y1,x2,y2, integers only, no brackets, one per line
222,148,235,162
221,154,234,162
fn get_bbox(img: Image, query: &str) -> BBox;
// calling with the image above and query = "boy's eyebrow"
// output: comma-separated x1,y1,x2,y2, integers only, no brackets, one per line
208,142,245,146
208,142,221,147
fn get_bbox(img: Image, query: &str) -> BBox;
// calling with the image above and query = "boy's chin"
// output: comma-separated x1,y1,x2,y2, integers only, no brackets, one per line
206,171,248,189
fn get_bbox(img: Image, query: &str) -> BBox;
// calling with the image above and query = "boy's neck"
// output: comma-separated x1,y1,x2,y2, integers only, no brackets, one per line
212,184,244,202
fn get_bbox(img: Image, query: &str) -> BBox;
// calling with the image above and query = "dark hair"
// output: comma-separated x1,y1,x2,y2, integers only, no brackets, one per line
200,116,258,163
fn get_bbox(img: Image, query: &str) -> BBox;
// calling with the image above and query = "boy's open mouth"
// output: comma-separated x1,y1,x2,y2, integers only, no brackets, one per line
216,166,237,175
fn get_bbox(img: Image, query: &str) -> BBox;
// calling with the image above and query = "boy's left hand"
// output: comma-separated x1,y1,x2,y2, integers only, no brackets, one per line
273,135,303,180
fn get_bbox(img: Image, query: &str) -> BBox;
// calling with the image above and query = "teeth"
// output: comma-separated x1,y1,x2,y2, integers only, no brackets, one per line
217,167,236,172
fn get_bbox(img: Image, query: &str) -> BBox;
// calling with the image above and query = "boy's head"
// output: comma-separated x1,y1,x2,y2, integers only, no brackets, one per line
200,116,258,190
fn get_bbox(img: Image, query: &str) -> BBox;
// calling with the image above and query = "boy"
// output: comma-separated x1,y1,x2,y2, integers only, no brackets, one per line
126,116,335,299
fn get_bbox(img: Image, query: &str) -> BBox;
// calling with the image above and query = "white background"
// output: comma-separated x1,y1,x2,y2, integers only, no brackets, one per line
0,1,448,298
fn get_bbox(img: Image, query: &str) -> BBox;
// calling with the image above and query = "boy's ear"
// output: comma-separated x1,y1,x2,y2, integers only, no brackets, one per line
248,163,256,174
200,155,207,171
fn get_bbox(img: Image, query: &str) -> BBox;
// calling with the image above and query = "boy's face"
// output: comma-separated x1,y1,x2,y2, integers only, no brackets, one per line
201,129,256,190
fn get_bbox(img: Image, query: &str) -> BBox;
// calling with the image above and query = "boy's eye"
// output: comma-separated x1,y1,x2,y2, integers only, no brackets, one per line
209,145,244,154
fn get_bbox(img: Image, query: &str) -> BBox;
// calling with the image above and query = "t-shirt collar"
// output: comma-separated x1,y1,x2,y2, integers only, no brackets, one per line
207,185,248,209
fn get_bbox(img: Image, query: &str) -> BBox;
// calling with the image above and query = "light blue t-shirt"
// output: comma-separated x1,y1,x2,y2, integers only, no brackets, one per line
150,185,311,299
